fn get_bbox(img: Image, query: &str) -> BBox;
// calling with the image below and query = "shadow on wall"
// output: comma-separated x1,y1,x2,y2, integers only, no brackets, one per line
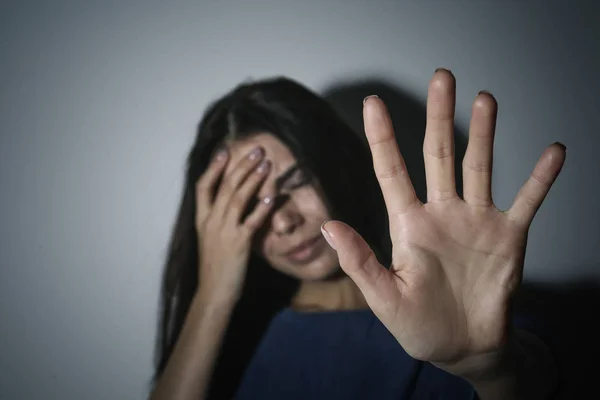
322,77,468,203
322,79,600,399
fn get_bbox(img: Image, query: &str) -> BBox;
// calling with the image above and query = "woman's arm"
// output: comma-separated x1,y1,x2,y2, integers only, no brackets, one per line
149,293,236,400
150,143,276,399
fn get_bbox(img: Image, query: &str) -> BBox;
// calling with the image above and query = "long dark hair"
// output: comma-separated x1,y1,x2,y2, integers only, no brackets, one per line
153,76,391,398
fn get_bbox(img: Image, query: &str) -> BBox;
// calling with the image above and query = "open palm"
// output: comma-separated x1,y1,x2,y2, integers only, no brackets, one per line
322,69,566,367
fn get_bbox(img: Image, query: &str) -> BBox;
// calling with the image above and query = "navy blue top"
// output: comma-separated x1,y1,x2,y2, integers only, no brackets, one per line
234,308,542,400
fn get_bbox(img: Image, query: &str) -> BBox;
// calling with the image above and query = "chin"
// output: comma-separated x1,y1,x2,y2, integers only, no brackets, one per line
285,252,341,282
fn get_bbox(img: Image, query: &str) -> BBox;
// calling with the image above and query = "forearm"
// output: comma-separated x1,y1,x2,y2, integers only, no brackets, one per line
467,330,558,400
150,292,236,400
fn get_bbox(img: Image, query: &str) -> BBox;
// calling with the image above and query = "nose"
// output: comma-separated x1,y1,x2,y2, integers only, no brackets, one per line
271,202,303,236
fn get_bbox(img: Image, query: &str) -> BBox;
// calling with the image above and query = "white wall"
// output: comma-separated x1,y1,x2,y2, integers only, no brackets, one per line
1,1,598,399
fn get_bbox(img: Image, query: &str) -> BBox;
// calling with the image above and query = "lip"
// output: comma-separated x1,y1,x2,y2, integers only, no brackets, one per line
283,235,327,265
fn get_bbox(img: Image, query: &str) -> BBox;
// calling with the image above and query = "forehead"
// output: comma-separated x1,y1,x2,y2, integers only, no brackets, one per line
223,132,296,176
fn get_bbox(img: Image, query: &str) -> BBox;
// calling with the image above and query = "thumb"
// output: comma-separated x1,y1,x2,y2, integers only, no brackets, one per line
321,220,397,308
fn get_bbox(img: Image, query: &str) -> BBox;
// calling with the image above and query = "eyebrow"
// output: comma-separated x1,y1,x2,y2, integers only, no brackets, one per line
274,164,300,191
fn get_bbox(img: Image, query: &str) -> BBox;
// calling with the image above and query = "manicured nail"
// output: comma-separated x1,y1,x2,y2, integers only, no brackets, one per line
215,148,228,161
553,142,566,151
321,221,337,250
363,94,379,105
248,146,264,160
256,160,271,173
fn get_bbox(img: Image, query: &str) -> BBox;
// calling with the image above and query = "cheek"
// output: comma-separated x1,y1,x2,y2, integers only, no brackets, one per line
258,239,271,258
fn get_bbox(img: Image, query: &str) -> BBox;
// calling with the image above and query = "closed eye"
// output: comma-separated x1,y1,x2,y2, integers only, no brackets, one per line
242,169,309,220
285,170,311,190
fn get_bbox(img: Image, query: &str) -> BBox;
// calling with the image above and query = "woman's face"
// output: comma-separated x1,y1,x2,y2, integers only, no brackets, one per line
221,133,340,281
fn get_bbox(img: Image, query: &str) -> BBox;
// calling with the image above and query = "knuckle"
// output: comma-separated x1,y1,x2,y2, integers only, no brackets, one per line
530,172,551,187
229,195,246,213
224,172,242,192
466,194,493,208
523,195,537,207
464,160,491,173
377,163,407,180
426,110,453,122
432,189,458,201
369,137,394,149
425,142,453,159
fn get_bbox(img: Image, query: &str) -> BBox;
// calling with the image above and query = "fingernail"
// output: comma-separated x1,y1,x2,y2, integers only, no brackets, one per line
478,90,492,95
248,146,264,160
363,94,378,105
321,221,337,250
215,148,228,161
553,141,566,151
435,67,449,73
256,160,271,173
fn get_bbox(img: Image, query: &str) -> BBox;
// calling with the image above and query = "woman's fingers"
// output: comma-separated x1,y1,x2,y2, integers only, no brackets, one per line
423,69,458,202
243,192,275,234
227,159,273,228
506,143,566,228
363,96,419,215
462,92,497,207
195,147,229,226
212,146,266,218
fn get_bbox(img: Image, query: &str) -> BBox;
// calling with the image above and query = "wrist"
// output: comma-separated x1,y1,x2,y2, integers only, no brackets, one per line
194,287,239,317
464,337,524,400
433,331,518,382
449,330,557,400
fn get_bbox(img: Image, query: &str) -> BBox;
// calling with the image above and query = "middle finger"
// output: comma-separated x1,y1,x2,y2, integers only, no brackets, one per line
423,69,458,202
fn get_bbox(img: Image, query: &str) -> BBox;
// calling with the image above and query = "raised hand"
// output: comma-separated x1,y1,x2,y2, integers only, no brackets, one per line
321,69,566,373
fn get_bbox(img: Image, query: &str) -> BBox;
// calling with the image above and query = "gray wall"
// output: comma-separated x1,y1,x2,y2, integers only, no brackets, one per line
1,1,598,399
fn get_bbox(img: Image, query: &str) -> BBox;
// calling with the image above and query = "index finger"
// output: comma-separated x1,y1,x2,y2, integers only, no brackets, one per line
363,96,419,215
195,148,229,221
